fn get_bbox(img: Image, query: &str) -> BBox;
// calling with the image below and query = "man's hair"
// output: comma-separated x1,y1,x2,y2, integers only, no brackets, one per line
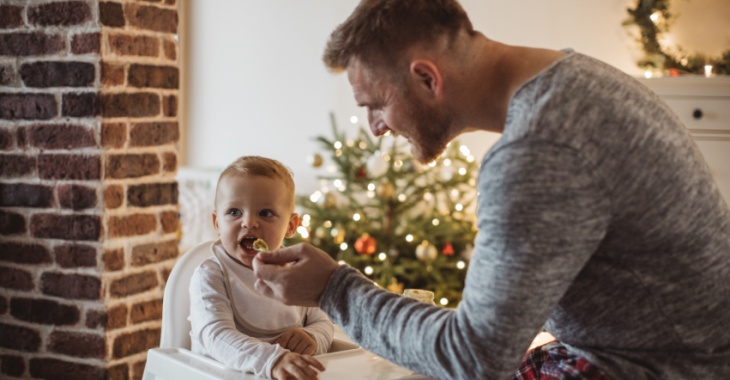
215,156,296,208
323,0,474,72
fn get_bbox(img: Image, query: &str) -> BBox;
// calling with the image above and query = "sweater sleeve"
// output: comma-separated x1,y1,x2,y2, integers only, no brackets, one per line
319,141,611,379
189,259,288,378
301,307,335,355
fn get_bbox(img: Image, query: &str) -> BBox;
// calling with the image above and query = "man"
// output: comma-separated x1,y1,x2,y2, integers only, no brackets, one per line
253,0,730,379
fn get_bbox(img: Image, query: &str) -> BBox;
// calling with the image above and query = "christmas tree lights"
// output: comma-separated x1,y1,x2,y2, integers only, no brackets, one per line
286,113,480,305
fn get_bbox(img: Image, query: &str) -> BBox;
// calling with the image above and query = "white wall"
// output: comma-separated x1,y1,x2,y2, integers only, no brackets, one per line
184,0,648,194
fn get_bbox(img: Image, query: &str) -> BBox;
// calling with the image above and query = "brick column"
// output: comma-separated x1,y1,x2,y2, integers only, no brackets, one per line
0,1,179,379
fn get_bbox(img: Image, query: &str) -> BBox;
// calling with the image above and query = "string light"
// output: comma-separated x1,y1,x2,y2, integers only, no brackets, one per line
339,242,348,250
310,191,322,203
405,234,414,242
334,141,342,149
297,226,309,238
378,252,387,261
353,213,361,221
439,298,449,306
432,218,440,226
364,266,374,275
338,260,347,265
323,220,332,228
457,260,466,269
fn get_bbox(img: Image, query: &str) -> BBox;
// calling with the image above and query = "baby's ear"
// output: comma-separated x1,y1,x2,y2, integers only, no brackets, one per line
286,213,301,238
212,212,219,232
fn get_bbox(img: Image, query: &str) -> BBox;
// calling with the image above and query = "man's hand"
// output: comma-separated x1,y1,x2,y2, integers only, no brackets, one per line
253,243,339,307
271,352,324,380
274,328,317,355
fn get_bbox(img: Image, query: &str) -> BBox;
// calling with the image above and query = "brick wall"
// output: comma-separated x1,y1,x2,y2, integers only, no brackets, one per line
0,1,179,379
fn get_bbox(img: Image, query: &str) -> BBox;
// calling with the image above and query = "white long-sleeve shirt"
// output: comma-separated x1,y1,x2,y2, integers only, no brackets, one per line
189,240,334,378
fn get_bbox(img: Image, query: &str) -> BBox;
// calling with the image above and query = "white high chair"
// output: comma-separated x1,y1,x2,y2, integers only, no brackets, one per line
142,240,360,380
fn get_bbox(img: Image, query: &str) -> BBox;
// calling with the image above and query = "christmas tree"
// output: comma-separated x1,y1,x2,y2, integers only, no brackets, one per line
287,113,479,306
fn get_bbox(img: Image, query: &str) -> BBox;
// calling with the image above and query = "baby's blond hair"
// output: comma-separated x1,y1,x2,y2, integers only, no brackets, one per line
215,156,296,209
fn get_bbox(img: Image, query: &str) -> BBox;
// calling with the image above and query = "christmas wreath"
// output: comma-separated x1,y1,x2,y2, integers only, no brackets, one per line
624,0,729,75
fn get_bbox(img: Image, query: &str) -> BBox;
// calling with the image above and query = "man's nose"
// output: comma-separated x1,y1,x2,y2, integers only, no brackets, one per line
368,110,386,136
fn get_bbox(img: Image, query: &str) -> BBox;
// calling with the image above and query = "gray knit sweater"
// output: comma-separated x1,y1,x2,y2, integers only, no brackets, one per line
319,52,730,380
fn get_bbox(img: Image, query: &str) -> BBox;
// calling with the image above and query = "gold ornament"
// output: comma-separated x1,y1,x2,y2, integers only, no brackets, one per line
415,241,438,261
378,181,395,199
307,153,324,168
324,192,337,209
387,278,404,294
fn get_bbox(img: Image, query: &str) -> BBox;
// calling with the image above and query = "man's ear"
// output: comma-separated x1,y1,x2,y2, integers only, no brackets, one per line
409,60,442,97
286,213,301,238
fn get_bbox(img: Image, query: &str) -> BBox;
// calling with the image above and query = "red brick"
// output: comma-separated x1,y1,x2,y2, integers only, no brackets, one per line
104,184,125,209
38,154,101,180
101,62,125,87
128,64,178,89
0,183,53,207
110,271,158,297
0,266,33,290
108,213,157,237
129,121,178,146
106,153,160,179
109,363,129,380
162,94,177,117
15,127,27,146
28,1,91,26
163,39,176,60
131,240,178,266
100,2,125,28
71,32,100,54
62,92,99,117
9,298,79,325
102,122,127,148
0,32,65,56
31,213,102,241
160,210,179,233
41,272,102,300
103,247,125,271
112,328,161,358
20,61,95,88
127,182,177,207
0,5,23,28
0,93,56,120
0,63,17,86
108,33,159,57
55,244,97,268
0,210,26,235
86,304,127,329
0,295,6,315
101,92,160,117
162,152,177,173
130,298,162,324
28,124,96,149
0,323,41,352
48,331,105,358
0,128,12,149
58,184,98,210
29,358,105,380
0,242,51,264
0,354,24,377
125,3,178,33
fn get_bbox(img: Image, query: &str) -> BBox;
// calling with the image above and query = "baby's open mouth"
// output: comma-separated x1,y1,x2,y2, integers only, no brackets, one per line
239,237,258,250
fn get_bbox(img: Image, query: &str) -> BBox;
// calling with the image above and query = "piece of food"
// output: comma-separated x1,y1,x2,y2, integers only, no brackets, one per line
253,238,269,252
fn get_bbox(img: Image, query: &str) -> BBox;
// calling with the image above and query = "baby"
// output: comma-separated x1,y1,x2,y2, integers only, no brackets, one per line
189,156,333,379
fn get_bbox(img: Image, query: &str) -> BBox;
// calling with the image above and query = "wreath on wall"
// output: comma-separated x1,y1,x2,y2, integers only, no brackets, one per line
624,0,730,75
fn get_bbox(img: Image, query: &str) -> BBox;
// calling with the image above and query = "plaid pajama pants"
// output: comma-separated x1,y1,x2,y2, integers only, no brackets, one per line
512,342,611,380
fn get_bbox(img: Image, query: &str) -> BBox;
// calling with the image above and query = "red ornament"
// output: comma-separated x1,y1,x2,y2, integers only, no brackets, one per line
442,242,454,256
354,233,377,255
355,166,367,180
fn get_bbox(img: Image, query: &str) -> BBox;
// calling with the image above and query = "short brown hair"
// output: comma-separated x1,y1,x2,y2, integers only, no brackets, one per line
215,156,296,208
323,0,474,72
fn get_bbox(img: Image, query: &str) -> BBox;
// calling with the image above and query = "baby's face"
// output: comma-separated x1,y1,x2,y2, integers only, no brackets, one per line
213,174,298,268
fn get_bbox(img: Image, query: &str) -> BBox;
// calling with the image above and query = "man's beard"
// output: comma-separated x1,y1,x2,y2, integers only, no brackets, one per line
406,99,454,164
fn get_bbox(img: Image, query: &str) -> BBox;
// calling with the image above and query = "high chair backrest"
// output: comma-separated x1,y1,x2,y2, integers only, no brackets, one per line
159,240,215,349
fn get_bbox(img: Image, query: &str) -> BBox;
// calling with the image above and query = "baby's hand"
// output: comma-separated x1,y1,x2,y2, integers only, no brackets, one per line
271,352,324,380
274,328,318,355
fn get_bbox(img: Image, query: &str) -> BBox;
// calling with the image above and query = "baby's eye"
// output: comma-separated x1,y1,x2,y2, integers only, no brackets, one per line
259,209,275,218
227,209,241,217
